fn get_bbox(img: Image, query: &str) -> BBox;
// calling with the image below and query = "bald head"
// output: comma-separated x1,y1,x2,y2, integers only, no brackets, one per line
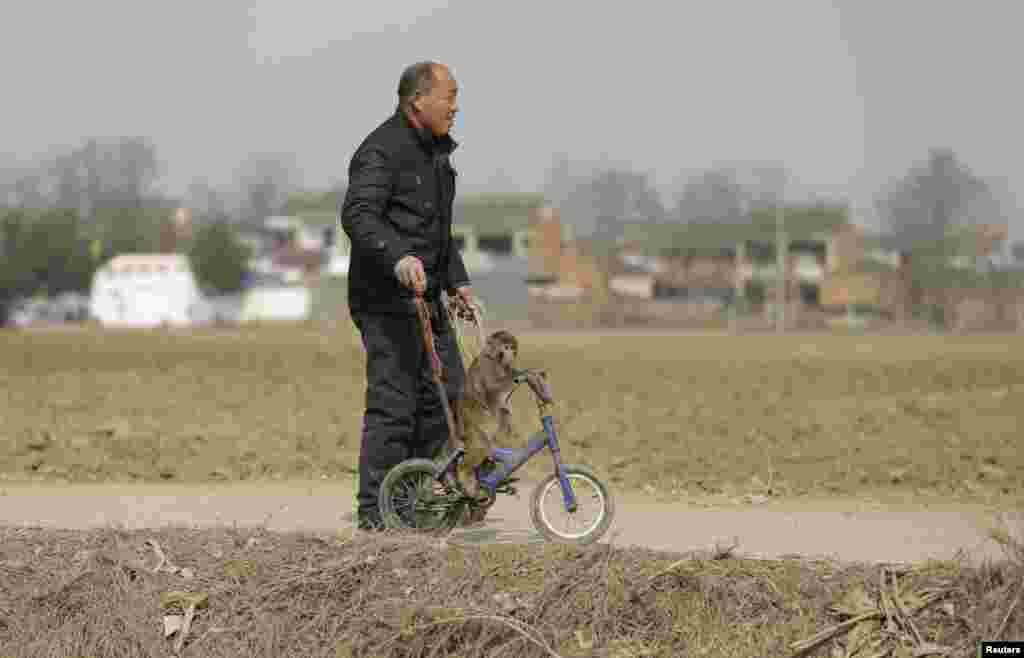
398,62,439,106
398,61,459,138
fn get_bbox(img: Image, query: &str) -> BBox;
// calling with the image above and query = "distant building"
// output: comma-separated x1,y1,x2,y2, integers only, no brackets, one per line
248,215,342,281
610,205,847,308
526,206,608,300
311,193,538,278
240,285,311,323
820,222,1011,314
89,254,203,328
264,193,539,287
452,193,540,260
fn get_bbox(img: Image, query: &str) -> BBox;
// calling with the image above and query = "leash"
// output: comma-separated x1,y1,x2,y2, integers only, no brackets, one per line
414,292,459,457
446,291,488,367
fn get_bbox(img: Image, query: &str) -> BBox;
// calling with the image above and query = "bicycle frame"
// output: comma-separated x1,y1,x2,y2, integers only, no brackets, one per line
433,369,579,513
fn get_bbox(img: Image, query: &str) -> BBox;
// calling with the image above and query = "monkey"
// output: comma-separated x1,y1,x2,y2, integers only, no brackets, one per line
449,330,519,500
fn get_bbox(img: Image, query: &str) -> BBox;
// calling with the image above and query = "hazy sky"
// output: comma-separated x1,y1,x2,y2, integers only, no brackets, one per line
2,1,1021,232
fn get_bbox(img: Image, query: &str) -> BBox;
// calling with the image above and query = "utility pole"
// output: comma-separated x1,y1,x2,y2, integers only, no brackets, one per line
775,185,786,333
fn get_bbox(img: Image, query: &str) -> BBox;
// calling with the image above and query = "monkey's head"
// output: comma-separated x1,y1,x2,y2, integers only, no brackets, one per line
483,330,518,368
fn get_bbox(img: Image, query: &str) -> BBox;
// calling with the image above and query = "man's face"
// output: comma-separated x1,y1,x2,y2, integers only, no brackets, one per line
414,66,459,137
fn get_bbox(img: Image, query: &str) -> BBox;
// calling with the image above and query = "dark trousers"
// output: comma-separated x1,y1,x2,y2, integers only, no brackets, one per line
351,302,465,527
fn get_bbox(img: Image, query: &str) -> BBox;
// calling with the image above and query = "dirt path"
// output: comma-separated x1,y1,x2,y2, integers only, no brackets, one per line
1,479,1020,565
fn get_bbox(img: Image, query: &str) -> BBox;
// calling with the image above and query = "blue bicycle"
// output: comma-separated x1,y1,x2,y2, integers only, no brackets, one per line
378,367,615,545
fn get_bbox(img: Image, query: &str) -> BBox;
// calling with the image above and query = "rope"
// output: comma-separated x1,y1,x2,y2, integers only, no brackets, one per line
414,295,444,382
445,292,488,367
414,292,490,462
414,294,458,451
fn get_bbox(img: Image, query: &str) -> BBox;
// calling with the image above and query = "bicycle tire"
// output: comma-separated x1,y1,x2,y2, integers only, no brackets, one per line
529,464,615,545
378,458,464,532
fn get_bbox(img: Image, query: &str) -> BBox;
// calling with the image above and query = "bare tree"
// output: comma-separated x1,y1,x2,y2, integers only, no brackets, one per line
673,168,747,224
2,138,163,214
0,166,48,208
541,154,663,240
540,153,575,209
588,167,664,240
733,163,788,210
672,162,790,225
43,137,163,222
874,147,990,248
232,153,301,227
542,154,596,238
0,165,16,207
874,148,1015,321
103,136,162,207
15,170,51,208
184,178,231,223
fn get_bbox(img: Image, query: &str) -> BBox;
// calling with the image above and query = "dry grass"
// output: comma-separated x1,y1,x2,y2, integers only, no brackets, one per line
0,325,1023,506
0,523,1021,658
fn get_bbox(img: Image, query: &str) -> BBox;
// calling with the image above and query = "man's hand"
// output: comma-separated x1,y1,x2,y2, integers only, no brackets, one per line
448,285,479,323
394,255,427,293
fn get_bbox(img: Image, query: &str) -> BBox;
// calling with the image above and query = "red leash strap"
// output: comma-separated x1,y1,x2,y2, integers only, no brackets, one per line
414,295,444,382
415,293,460,451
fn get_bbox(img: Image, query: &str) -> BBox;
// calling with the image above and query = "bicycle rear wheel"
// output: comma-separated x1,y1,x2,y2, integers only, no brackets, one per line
378,459,465,532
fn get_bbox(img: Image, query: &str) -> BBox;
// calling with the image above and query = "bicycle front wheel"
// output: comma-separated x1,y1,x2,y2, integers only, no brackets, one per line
529,464,615,545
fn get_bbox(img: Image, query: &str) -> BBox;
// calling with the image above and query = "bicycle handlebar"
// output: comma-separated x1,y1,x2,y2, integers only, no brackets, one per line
510,368,554,405
510,367,543,382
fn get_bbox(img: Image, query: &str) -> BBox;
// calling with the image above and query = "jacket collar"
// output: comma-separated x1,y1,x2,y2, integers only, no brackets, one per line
396,109,458,156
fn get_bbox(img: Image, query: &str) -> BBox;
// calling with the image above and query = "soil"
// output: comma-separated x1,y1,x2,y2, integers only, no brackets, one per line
3,325,1023,568
2,478,1020,566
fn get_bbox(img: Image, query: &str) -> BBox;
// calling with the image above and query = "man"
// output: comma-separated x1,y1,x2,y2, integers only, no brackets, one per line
340,61,477,531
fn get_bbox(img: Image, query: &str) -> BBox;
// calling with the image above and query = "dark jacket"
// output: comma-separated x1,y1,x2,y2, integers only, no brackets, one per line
340,110,470,314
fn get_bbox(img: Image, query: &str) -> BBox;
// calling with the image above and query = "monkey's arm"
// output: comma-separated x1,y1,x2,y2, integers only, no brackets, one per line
523,370,554,404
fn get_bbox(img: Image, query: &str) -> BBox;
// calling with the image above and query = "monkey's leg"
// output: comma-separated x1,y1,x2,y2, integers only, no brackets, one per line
459,425,498,500
495,407,515,443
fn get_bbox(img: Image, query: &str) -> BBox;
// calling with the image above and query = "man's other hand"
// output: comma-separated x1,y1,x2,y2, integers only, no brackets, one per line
394,255,427,293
